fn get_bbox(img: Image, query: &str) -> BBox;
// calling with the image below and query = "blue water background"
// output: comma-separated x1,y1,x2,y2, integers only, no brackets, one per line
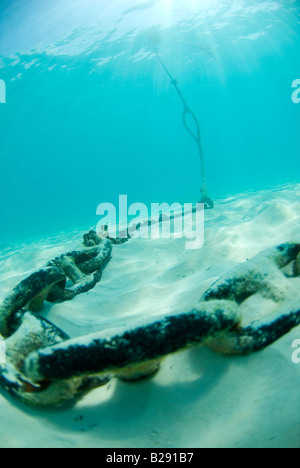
0,0,299,248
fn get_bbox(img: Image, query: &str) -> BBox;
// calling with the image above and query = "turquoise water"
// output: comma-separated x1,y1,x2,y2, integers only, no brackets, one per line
0,0,299,247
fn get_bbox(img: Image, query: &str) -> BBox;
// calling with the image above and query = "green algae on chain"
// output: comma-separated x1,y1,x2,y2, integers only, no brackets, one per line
0,233,115,406
0,312,110,407
0,237,113,337
22,241,300,386
23,300,240,384
1,233,300,406
203,242,300,355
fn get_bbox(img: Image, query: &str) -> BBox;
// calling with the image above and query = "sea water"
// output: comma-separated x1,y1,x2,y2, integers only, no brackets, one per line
0,1,300,449
0,0,299,248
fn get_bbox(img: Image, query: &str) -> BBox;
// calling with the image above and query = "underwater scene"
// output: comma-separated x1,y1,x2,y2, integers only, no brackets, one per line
0,0,300,449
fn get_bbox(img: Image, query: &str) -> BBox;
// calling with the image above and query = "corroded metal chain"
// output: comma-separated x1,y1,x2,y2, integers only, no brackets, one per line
0,231,300,407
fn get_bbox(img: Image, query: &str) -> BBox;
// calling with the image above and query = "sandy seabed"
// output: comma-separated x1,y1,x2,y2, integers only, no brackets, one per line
0,184,300,448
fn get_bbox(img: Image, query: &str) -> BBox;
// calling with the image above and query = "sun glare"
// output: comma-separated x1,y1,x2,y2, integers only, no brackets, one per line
161,0,223,12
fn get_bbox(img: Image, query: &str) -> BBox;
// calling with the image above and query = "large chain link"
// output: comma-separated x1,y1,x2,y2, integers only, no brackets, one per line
0,231,299,407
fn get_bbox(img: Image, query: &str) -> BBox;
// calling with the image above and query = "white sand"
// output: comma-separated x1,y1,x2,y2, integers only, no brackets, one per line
0,184,300,448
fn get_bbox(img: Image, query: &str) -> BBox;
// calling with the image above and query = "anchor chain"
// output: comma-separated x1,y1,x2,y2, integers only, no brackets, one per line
0,231,300,407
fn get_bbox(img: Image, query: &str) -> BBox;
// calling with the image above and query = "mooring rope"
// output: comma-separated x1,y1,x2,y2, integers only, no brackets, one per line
154,48,214,210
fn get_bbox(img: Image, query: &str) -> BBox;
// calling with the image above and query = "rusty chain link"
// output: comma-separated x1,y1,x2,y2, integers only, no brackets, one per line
0,230,299,407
